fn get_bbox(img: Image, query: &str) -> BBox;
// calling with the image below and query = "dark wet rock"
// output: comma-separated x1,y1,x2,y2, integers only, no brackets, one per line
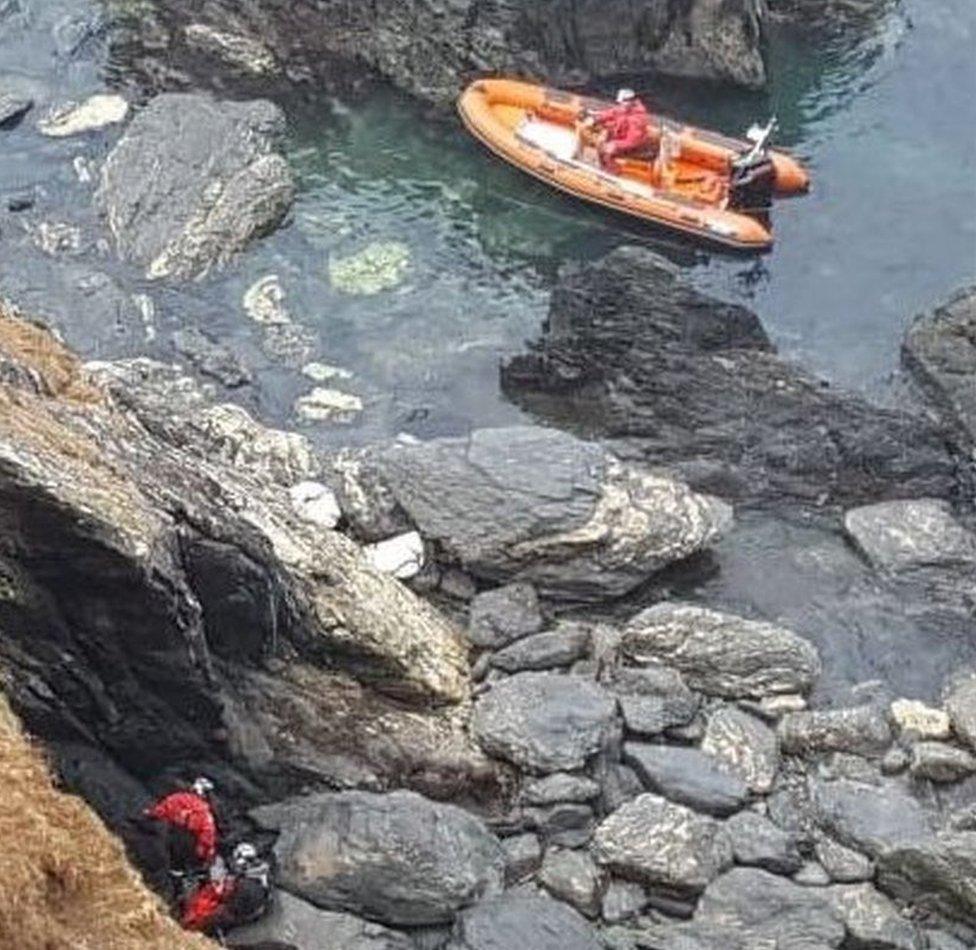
876,832,976,925
945,675,976,752
374,426,730,602
491,622,590,673
501,833,542,884
5,190,33,212
597,763,645,815
524,802,595,848
828,882,923,950
814,834,874,883
694,867,845,947
228,890,414,949
0,89,31,128
446,892,601,950
902,285,976,444
810,779,930,859
726,810,804,875
467,582,543,649
591,793,733,894
601,879,647,923
470,672,618,774
778,705,892,757
96,93,294,281
622,604,821,699
844,499,976,575
909,742,976,783
502,247,958,510
522,772,601,806
623,742,750,817
539,848,604,917
701,705,779,794
251,790,504,926
172,326,252,388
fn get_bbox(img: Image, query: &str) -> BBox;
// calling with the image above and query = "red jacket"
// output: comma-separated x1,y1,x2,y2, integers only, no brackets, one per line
596,100,650,150
145,791,218,864
180,878,237,931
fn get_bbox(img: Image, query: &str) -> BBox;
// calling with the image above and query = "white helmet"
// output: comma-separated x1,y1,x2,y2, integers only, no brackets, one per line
233,842,258,867
616,88,636,104
191,776,214,796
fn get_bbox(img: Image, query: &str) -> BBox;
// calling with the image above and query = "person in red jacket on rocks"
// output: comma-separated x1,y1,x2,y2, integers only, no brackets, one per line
181,842,272,934
589,88,651,174
144,776,219,872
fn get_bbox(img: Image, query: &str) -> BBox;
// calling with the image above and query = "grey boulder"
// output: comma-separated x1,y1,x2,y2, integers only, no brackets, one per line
468,583,543,649
96,93,294,281
701,705,780,794
778,705,892,757
491,622,590,673
726,811,804,875
539,848,604,917
250,790,504,926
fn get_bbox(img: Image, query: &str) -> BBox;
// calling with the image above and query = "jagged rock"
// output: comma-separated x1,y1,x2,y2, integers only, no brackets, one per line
468,583,543,649
877,832,976,924
502,247,958,510
373,427,730,602
623,743,750,817
778,706,892,757
96,93,294,280
539,849,604,917
172,325,251,387
501,833,542,884
610,665,700,737
38,93,128,136
227,890,414,949
890,699,951,741
945,675,976,751
793,860,831,886
814,835,874,883
491,623,590,673
288,481,341,529
702,706,779,794
328,448,411,543
470,672,618,774
844,499,976,574
601,879,647,924
622,604,821,699
184,22,278,75
447,892,601,950
909,742,976,783
828,883,923,950
522,773,601,806
591,793,733,894
902,285,976,443
364,531,425,580
251,790,505,926
0,90,32,128
725,811,803,875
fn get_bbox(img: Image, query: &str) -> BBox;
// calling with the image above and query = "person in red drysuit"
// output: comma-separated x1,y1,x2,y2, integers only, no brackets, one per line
144,776,219,870
591,88,651,174
181,842,272,934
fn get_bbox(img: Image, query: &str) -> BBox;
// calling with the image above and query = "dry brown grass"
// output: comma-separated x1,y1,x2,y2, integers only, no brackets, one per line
0,697,214,950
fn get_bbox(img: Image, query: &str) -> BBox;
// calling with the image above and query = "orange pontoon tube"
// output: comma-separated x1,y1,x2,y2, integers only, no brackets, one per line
457,79,810,252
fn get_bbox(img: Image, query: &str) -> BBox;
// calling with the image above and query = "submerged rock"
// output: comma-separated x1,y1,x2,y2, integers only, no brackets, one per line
373,426,731,601
251,790,505,926
38,93,128,136
330,242,411,295
0,90,32,128
97,93,294,281
172,325,252,387
244,274,290,324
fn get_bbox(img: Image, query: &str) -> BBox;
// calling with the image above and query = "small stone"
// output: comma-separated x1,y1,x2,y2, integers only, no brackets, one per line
262,323,316,368
725,811,803,875
890,698,951,741
30,221,82,256
778,705,892,757
945,675,976,752
523,773,601,806
598,763,644,815
38,94,128,136
492,623,590,673
302,361,353,382
244,274,290,324
468,583,543,648
828,883,923,950
881,747,910,775
702,705,779,794
172,326,251,388
502,833,542,884
525,803,595,848
364,531,424,580
6,191,33,212
540,849,603,917
184,23,278,75
440,568,478,600
295,387,363,423
757,693,807,719
909,741,976,783
289,480,341,529
0,91,33,129
814,835,874,883
600,880,646,924
792,861,831,886
448,893,602,950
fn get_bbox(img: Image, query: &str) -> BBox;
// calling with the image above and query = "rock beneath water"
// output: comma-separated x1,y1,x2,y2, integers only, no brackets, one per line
601,879,647,924
877,832,976,924
97,93,294,281
184,22,278,75
330,242,411,295
828,883,923,950
364,531,425,580
778,705,892,757
501,833,541,884
814,834,874,883
701,705,779,794
295,387,364,424
694,867,845,948
591,793,733,894
890,698,951,741
902,285,976,443
726,811,803,875
909,742,976,783
251,790,504,926
844,499,976,574
539,848,604,917
228,890,414,949
502,247,957,509
288,480,341,529
623,743,750,817
491,622,590,673
373,427,730,601
622,604,821,699
446,892,601,950
467,583,544,649
0,90,32,128
470,672,617,773
38,93,128,136
172,325,251,387
244,274,290,325
522,772,601,806
945,675,976,751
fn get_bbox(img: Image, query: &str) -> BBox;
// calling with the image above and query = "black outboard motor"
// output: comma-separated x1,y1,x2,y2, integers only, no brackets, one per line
728,116,777,214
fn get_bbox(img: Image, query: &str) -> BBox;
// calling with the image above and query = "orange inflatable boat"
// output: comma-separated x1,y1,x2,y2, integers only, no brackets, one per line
457,79,810,251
